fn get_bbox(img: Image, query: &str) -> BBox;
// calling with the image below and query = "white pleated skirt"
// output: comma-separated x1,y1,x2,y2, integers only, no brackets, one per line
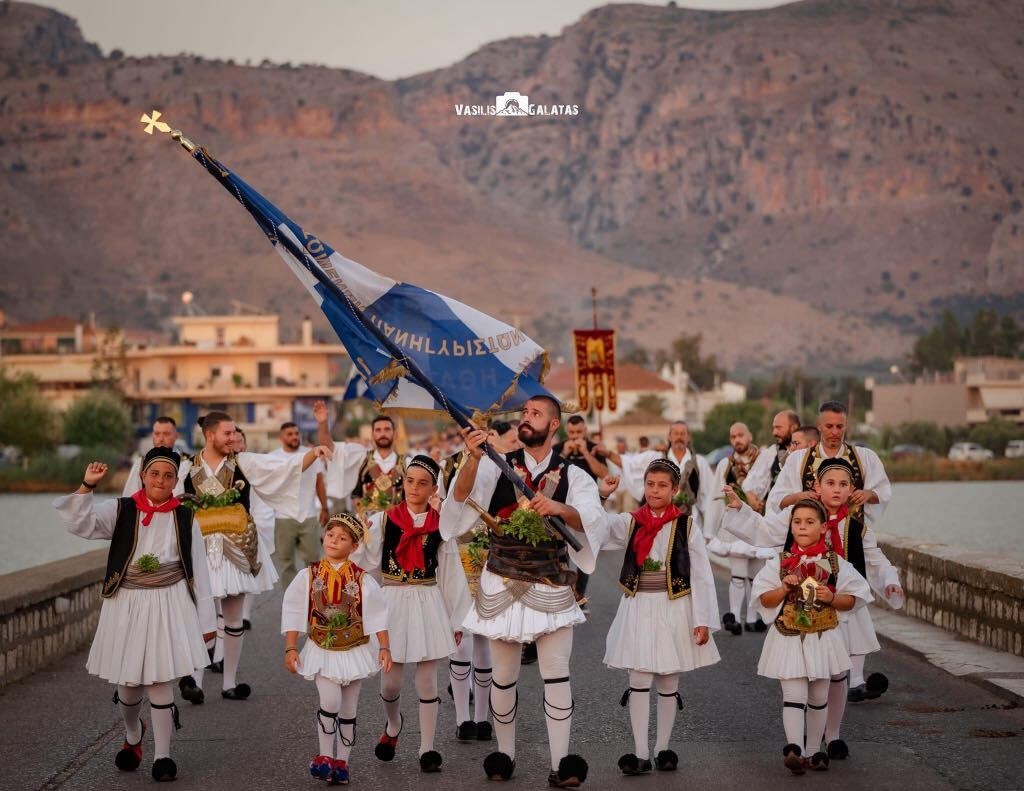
382,584,457,664
299,639,381,685
757,625,852,681
461,569,585,644
206,532,279,598
86,581,210,687
841,606,881,656
604,592,721,674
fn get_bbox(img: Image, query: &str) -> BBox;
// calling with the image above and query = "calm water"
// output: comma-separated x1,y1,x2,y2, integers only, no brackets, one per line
1,482,1023,576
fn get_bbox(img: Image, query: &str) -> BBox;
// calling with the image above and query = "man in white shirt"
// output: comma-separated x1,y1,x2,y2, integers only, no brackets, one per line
122,416,179,496
319,413,406,516
271,417,329,589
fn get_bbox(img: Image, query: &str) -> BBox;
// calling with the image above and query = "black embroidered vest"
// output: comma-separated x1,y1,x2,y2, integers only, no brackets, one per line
102,498,196,601
783,514,865,577
618,515,693,600
769,445,787,491
799,445,865,495
484,448,576,587
352,451,406,503
381,513,444,584
183,453,252,513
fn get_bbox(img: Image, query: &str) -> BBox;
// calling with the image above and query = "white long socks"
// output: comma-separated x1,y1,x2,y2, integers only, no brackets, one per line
116,685,144,744
654,674,681,754
379,660,440,756
626,671,653,759
147,682,176,760
489,638,522,761
780,678,829,753
850,653,866,687
538,627,574,772
825,672,849,743
451,635,493,724
316,676,362,761
220,594,246,690
805,680,829,754
780,678,808,749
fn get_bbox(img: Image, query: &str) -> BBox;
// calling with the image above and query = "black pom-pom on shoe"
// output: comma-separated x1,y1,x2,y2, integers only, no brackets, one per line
654,750,678,771
221,683,251,700
754,616,768,632
114,721,146,771
721,612,742,636
178,675,204,705
551,754,588,787
242,619,252,631
419,750,443,773
617,754,639,775
483,751,515,781
151,757,177,782
809,752,830,771
457,721,478,741
207,659,223,674
782,744,804,775
864,672,889,699
826,739,849,760
475,721,493,741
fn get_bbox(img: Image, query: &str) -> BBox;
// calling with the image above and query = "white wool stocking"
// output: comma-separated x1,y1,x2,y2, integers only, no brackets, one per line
538,627,574,772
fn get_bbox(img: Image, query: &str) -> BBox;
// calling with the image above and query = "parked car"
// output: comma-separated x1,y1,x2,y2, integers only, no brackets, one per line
1005,439,1024,459
947,442,994,461
891,444,929,460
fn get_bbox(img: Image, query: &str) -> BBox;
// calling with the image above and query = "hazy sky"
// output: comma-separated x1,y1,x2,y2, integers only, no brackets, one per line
40,0,797,80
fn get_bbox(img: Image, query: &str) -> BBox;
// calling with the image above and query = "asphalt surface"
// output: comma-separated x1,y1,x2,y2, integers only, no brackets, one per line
2,551,1022,791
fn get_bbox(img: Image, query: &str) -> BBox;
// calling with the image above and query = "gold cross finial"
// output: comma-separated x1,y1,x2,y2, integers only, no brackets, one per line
140,110,170,135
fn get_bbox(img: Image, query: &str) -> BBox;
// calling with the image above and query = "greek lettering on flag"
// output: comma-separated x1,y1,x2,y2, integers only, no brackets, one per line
190,147,553,417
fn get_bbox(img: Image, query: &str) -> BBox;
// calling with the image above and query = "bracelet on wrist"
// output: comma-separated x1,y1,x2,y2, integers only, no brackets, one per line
285,647,299,655
81,480,97,490
379,647,391,652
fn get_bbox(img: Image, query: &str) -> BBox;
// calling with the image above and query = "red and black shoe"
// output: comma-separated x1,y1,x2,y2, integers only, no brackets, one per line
374,714,402,762
114,721,146,771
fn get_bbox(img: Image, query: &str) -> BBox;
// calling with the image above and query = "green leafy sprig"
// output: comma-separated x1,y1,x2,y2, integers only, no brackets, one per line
505,508,550,547
182,487,241,511
672,490,693,508
136,553,160,573
641,558,663,572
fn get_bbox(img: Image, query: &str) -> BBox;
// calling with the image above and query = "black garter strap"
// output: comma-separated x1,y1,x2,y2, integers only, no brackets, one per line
543,677,574,722
807,702,827,711
619,687,651,707
419,696,441,705
112,690,143,706
830,673,850,684
449,660,471,681
730,575,746,582
380,693,401,703
223,624,245,637
337,716,357,746
783,701,807,711
473,667,493,687
317,708,339,734
658,690,683,711
489,680,518,725
151,701,182,730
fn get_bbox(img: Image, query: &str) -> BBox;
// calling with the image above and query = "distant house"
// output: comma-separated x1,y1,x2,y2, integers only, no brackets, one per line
867,356,1024,428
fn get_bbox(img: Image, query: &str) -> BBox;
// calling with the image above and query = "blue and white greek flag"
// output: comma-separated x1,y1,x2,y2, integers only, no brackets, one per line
342,367,370,402
191,148,553,416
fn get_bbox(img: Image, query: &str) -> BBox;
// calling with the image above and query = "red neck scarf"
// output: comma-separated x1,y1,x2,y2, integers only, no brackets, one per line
825,504,849,558
131,490,181,526
780,537,830,573
388,504,440,573
630,504,682,566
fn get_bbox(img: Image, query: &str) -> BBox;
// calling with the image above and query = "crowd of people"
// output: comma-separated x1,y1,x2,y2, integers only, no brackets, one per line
55,395,900,785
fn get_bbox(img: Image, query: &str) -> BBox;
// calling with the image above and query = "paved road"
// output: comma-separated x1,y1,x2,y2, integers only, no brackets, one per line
2,552,1022,791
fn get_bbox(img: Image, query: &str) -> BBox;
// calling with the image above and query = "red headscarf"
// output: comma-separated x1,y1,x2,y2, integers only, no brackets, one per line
824,503,849,557
630,504,682,566
131,490,181,526
387,504,440,573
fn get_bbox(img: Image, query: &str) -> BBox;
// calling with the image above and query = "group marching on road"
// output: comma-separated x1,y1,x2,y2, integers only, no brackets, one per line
55,396,901,785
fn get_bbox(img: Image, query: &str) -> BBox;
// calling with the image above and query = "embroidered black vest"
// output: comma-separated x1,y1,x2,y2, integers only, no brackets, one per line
799,445,865,495
485,448,576,587
352,451,406,503
103,498,196,601
666,453,701,505
769,445,787,491
381,513,444,584
183,453,252,513
783,514,865,578
618,515,693,600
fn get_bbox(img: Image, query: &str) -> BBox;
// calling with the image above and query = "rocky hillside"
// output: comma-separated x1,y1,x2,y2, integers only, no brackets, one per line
1,0,1021,373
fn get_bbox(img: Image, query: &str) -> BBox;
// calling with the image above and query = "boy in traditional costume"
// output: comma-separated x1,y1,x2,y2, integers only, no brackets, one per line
599,459,720,775
282,512,391,785
54,450,216,782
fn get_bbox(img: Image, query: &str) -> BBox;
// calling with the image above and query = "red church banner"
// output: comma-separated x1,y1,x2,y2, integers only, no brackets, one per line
573,329,617,411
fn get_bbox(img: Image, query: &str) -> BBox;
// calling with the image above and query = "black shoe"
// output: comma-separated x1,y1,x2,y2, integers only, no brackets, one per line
207,659,223,674
114,721,146,771
744,622,755,632
549,754,588,787
483,751,515,781
375,713,402,762
476,721,493,741
654,750,678,771
617,753,651,775
783,743,804,775
847,683,867,703
754,617,768,632
722,613,743,636
242,619,252,631
809,751,830,771
864,672,889,699
457,721,478,741
151,757,177,782
221,683,251,700
521,642,538,665
826,739,849,760
419,750,442,773
178,675,204,705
